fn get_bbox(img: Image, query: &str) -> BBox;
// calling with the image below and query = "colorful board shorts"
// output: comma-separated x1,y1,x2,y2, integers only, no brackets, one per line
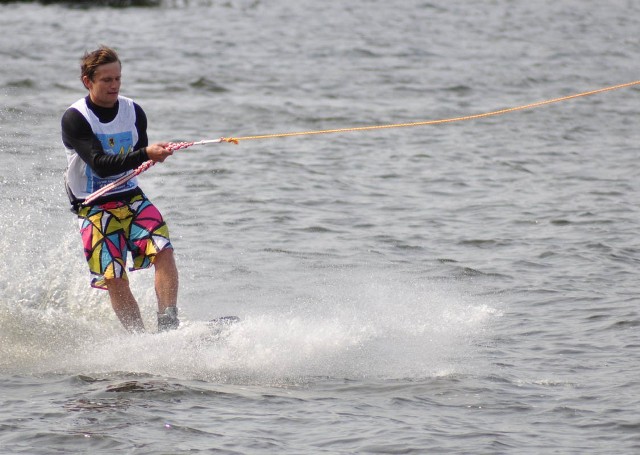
77,193,173,290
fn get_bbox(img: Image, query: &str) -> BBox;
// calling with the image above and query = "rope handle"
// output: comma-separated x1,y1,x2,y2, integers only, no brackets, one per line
82,139,233,206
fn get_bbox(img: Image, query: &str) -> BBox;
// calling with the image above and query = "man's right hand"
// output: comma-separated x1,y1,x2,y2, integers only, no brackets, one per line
145,142,174,163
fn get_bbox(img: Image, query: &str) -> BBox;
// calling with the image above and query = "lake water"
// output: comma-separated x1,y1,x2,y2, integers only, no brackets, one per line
1,0,639,453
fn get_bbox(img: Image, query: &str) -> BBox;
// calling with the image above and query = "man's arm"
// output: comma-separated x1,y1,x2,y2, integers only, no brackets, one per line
61,108,150,178
133,103,148,150
132,104,174,163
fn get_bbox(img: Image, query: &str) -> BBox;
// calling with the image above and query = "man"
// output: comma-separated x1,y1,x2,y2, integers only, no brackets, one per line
61,46,179,333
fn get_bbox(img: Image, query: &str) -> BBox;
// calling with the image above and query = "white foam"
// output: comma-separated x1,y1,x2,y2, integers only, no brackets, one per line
1,267,499,383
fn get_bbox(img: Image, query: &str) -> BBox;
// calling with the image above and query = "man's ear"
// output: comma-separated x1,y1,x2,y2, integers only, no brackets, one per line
82,75,91,90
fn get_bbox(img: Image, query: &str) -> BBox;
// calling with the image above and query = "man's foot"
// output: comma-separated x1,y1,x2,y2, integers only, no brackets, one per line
157,306,179,332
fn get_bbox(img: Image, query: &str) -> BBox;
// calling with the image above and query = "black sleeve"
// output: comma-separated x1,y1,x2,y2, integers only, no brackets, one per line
134,103,149,150
61,108,150,178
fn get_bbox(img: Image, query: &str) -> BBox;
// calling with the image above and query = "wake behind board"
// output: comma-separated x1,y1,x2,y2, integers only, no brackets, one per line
205,315,240,339
208,315,240,327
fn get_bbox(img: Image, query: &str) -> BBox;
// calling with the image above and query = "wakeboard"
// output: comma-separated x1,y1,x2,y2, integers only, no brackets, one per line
205,315,240,339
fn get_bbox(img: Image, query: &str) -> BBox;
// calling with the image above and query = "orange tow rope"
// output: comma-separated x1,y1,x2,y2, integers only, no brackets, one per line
223,80,640,144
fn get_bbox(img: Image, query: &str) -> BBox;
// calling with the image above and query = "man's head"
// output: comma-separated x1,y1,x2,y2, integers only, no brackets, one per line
80,46,122,108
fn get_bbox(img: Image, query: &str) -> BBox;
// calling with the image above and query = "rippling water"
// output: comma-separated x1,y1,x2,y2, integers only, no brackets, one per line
1,1,639,453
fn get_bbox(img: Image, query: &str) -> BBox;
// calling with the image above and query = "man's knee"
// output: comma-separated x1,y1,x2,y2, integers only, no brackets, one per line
154,248,176,269
105,277,131,293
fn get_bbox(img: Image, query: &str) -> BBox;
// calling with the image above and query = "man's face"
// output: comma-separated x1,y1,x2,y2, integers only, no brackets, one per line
84,61,121,108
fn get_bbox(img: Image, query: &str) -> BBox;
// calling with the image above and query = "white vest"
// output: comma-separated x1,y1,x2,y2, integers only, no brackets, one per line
65,96,139,199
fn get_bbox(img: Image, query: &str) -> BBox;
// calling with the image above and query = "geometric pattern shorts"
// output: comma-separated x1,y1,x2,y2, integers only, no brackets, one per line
77,193,173,290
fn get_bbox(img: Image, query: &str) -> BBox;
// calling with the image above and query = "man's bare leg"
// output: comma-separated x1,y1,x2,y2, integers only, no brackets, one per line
154,249,179,331
154,248,179,313
106,277,145,333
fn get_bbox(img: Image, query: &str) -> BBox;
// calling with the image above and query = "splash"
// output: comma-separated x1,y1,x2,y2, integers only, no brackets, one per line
1,266,499,383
